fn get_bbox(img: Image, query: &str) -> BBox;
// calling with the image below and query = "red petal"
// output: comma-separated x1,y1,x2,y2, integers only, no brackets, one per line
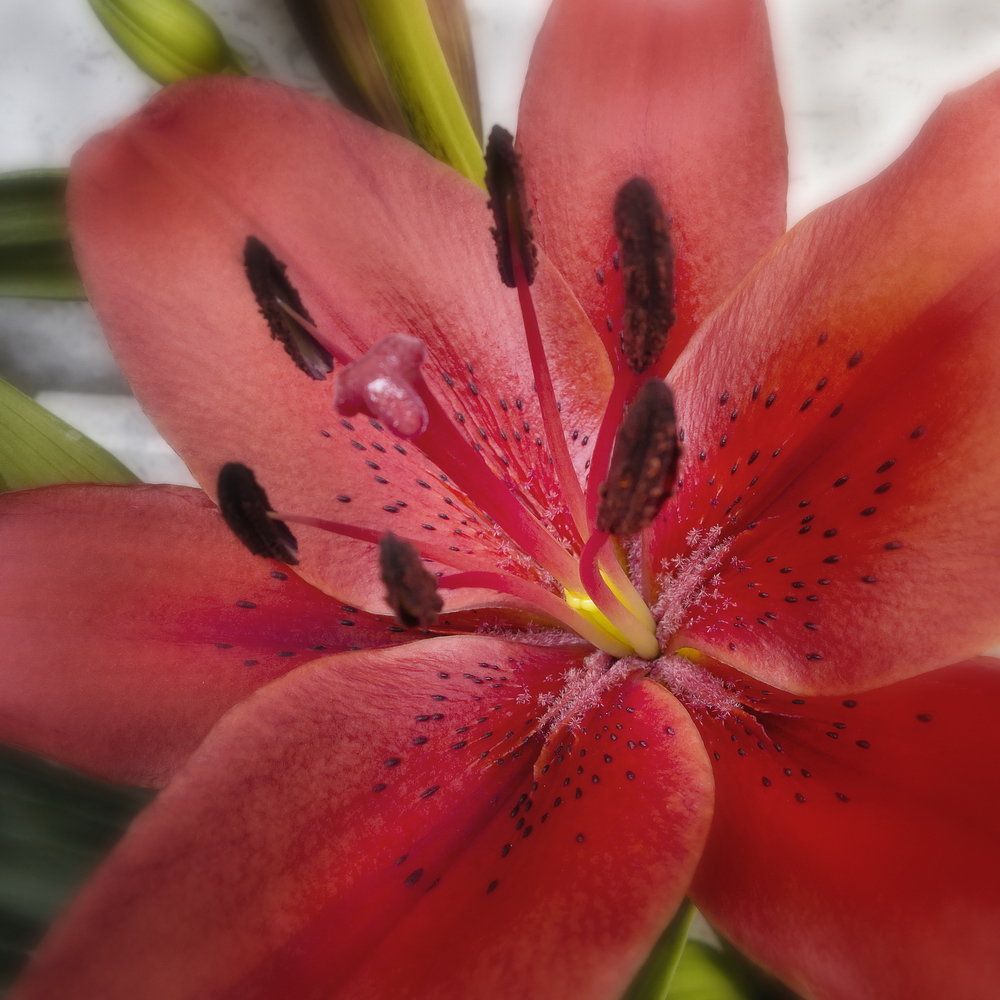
0,484,416,786
516,0,787,372
12,637,712,999
69,79,610,610
690,656,1000,1000
663,71,1000,692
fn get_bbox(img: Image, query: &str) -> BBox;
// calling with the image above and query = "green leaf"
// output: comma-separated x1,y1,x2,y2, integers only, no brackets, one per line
89,0,247,85
623,898,697,1000
0,171,84,300
0,379,139,490
355,0,485,186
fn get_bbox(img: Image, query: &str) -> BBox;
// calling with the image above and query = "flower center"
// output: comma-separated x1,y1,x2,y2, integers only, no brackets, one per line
232,134,687,661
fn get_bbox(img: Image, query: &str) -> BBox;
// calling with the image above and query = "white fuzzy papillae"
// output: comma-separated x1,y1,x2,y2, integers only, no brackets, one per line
533,650,648,734
648,653,744,719
652,525,731,643
476,623,582,648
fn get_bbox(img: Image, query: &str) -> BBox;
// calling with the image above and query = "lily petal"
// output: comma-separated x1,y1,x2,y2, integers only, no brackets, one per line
69,78,610,610
690,657,1000,1000
667,71,1000,692
0,483,415,786
517,0,787,372
11,637,713,1000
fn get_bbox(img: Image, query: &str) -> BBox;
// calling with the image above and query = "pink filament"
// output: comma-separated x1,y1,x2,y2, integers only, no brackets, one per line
578,529,656,657
585,376,631,525
274,511,583,622
509,243,590,541
275,299,354,368
273,512,491,576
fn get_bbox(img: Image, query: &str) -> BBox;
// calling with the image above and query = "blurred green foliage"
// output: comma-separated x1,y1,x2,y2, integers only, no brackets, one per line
0,172,83,300
0,746,152,992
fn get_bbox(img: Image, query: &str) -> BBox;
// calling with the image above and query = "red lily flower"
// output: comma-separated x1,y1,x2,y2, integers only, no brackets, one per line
3,0,1000,997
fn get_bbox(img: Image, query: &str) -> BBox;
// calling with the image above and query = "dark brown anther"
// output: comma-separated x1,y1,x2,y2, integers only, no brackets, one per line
379,532,443,628
596,379,680,535
614,178,675,373
485,125,536,288
244,236,334,380
217,462,299,564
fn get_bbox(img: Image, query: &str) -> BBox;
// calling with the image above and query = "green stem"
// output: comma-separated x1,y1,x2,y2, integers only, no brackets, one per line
357,0,485,186
622,898,696,1000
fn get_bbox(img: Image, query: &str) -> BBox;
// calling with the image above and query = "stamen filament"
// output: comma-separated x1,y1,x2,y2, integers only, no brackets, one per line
275,299,354,367
271,511,492,575
509,237,590,542
586,376,631,524
271,511,582,623
438,571,631,658
596,544,657,633
579,531,659,659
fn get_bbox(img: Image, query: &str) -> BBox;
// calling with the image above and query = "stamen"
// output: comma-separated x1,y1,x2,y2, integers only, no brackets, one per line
274,508,609,646
217,462,299,564
614,178,674,373
593,543,657,632
379,532,443,628
335,334,429,437
596,379,679,535
485,125,536,288
272,509,535,581
485,127,589,540
244,236,335,380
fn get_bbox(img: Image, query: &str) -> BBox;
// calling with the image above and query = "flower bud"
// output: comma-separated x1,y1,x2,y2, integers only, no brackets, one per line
283,0,484,184
89,0,246,85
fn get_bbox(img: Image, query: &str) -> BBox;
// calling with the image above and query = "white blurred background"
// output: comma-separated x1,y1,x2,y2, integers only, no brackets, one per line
2,0,1000,484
